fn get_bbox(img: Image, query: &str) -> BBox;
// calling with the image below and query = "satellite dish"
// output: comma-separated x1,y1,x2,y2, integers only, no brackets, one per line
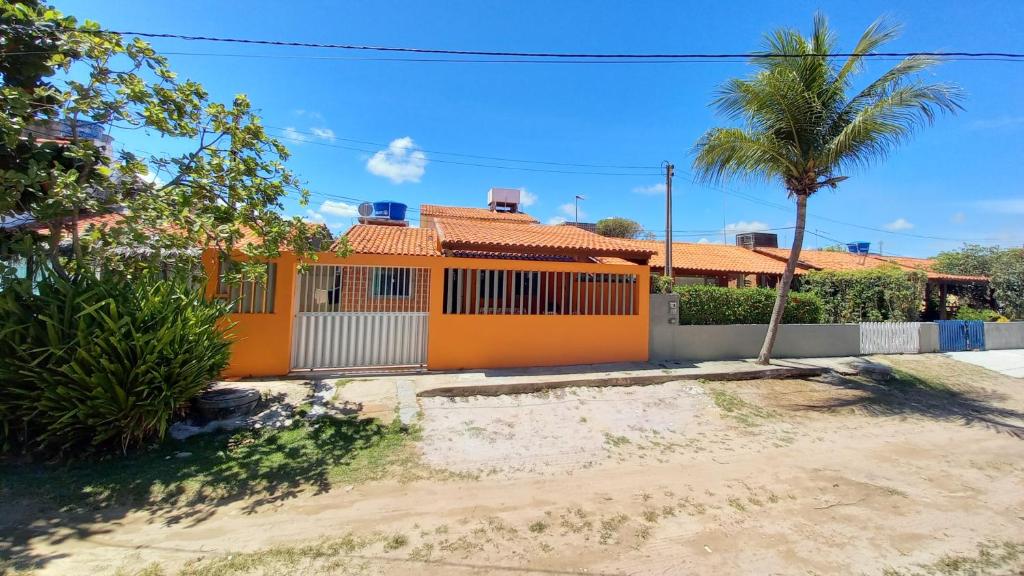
357,202,374,217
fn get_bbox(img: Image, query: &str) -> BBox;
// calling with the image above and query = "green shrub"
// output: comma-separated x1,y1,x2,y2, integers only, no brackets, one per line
674,285,822,325
954,306,1007,322
800,266,926,323
0,270,231,455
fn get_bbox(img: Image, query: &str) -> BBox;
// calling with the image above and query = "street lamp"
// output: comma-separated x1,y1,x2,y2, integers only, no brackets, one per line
574,195,584,224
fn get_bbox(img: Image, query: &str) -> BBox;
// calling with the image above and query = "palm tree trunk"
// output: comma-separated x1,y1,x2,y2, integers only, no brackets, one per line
756,193,808,365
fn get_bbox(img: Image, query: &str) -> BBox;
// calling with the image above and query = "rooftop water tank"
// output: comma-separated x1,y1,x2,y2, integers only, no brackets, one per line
372,201,407,221
846,241,871,254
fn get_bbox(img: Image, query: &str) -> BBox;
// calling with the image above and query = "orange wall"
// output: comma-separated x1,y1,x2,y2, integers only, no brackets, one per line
202,251,298,378
427,257,649,370
206,250,650,376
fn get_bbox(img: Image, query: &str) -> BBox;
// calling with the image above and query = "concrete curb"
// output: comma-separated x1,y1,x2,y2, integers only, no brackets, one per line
416,366,828,398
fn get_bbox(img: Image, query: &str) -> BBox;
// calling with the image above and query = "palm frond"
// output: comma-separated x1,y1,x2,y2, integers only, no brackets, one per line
691,128,797,186
835,15,902,84
824,82,964,171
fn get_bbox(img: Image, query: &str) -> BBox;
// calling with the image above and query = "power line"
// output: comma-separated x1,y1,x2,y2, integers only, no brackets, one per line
40,26,1024,61
11,48,1024,65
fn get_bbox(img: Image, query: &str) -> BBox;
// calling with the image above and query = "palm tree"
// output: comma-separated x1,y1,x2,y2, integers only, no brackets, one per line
692,13,963,364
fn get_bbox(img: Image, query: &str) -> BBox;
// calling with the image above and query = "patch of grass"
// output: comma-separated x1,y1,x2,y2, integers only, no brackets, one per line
382,533,409,552
113,565,166,576
602,432,631,448
559,507,593,534
0,416,420,513
727,497,748,513
178,533,375,576
528,520,549,534
407,542,434,562
882,541,1024,576
884,369,956,394
641,508,659,523
598,513,630,545
707,387,776,427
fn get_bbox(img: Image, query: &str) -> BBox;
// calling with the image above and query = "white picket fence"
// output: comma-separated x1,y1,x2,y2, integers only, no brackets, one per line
860,322,921,354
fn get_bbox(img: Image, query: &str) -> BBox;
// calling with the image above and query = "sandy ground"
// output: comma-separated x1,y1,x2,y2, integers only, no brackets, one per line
4,354,1024,575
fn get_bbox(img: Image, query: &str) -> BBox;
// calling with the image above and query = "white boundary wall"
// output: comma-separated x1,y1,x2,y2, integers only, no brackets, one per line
984,322,1024,350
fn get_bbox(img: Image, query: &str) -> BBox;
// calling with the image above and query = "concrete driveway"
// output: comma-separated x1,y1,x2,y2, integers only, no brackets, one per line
947,349,1024,378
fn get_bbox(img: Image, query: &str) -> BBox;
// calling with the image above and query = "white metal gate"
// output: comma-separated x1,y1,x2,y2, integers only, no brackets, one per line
291,265,430,370
860,322,921,354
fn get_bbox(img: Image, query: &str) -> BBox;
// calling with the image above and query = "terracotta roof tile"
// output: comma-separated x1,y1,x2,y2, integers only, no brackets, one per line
755,248,988,282
634,240,798,275
420,204,538,223
435,219,655,260
343,224,440,256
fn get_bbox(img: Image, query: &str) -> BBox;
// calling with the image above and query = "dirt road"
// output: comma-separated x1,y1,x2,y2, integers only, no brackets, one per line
4,354,1024,575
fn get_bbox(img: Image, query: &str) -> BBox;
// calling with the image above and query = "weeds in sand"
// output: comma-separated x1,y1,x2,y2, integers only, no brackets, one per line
707,387,777,427
598,514,630,545
603,432,631,448
881,541,1024,576
559,507,593,534
727,498,748,512
529,520,549,534
382,533,409,552
641,508,659,523
407,542,434,562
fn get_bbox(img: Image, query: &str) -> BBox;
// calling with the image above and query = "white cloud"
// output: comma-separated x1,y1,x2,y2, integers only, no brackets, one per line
281,126,336,145
723,220,770,235
950,211,966,224
310,127,335,142
632,183,666,195
969,116,1024,130
976,199,1024,214
546,216,567,226
558,202,586,220
366,137,427,184
294,109,324,121
319,200,359,217
697,237,711,244
884,217,914,231
519,188,537,207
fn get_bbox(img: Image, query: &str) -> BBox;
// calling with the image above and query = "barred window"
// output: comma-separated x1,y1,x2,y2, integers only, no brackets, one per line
443,268,637,315
216,259,277,314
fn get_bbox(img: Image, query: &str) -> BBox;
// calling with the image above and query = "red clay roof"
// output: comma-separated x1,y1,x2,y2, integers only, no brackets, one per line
343,224,440,256
420,204,538,224
755,248,988,282
435,219,655,260
634,240,798,275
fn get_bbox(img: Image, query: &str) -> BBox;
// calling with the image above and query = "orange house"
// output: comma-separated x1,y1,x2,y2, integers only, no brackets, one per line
205,201,653,378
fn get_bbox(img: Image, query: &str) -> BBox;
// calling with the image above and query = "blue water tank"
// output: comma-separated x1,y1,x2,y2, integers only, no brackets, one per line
372,201,407,221
846,241,870,254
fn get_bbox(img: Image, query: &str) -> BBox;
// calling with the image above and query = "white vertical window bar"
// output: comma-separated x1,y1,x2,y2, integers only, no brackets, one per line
561,271,568,315
568,271,575,315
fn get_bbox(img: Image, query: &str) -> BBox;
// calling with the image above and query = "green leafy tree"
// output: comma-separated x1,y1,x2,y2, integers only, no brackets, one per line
692,13,962,364
800,266,926,323
596,217,643,239
935,245,1024,319
1,1,330,283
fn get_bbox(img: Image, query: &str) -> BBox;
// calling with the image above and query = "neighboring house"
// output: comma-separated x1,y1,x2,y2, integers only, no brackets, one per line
633,240,795,288
754,247,989,319
206,189,654,377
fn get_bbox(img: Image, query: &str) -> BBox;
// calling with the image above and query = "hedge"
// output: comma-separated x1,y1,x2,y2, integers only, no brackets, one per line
674,285,823,325
800,266,926,323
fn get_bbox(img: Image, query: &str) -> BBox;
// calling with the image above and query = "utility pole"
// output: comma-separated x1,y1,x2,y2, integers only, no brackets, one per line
574,194,584,224
664,162,675,288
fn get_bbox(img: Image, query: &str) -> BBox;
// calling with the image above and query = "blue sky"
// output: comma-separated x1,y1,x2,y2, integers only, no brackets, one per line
57,0,1024,257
